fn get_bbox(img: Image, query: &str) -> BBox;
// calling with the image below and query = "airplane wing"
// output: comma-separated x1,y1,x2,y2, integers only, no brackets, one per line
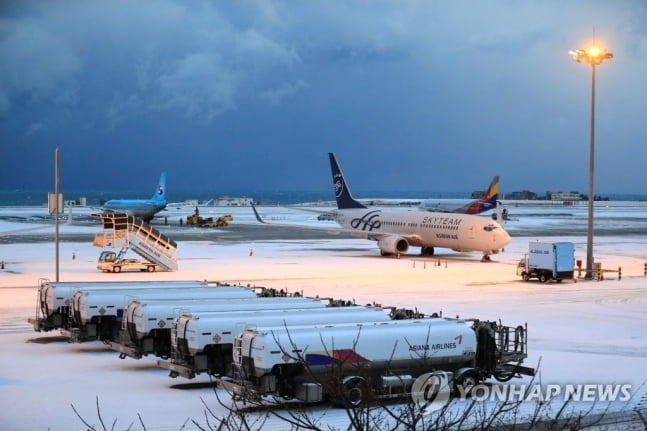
284,206,333,215
0,225,52,237
249,203,346,235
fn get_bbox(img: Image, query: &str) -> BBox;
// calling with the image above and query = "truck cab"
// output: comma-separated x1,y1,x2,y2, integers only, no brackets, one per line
97,251,157,273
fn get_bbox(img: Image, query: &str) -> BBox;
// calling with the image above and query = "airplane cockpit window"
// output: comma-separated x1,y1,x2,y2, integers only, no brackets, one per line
483,225,496,232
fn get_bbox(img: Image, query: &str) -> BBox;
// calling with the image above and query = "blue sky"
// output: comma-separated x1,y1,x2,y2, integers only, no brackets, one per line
1,1,646,198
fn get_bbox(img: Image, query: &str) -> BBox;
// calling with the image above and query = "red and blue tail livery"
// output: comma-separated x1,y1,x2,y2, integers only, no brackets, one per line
420,176,499,215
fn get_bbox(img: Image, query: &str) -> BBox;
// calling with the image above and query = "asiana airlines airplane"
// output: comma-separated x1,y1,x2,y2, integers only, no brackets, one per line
419,175,500,215
253,154,511,261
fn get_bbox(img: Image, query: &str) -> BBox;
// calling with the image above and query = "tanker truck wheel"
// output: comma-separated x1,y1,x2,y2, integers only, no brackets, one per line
539,274,547,283
454,370,480,396
338,376,368,408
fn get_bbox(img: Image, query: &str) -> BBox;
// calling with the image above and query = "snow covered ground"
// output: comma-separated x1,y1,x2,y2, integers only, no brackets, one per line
1,202,646,430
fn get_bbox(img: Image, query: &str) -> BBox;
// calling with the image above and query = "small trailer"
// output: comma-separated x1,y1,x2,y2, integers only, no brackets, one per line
225,318,534,407
517,241,575,283
159,306,392,379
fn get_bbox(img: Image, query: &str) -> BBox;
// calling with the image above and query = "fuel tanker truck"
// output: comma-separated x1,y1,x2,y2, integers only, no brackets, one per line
63,285,259,342
225,318,534,407
27,279,212,332
27,278,297,334
111,296,330,360
159,306,393,379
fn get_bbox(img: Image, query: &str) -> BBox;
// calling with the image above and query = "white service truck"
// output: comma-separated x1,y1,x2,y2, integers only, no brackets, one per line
517,241,575,283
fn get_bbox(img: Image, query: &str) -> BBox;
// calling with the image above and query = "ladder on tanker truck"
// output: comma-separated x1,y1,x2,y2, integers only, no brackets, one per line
472,320,535,382
91,213,178,271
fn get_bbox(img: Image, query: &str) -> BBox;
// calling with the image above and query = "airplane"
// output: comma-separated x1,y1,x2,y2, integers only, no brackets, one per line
101,172,167,222
419,176,499,215
252,154,511,261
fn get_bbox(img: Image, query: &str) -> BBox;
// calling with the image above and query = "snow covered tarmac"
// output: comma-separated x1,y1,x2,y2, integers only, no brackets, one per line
1,203,646,429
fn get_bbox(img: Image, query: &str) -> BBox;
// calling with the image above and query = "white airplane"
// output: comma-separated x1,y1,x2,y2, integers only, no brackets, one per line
253,154,511,261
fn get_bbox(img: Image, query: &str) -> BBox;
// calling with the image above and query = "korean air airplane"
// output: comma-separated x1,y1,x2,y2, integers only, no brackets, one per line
326,154,510,260
102,172,167,222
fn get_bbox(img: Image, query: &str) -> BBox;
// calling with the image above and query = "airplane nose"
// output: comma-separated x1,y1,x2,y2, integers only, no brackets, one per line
497,227,511,247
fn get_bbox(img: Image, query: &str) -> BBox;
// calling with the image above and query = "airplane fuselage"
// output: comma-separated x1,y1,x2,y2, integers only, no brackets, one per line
101,172,167,222
331,208,510,255
102,199,166,222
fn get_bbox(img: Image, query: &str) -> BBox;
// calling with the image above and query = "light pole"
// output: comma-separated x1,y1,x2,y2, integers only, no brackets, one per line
569,45,613,279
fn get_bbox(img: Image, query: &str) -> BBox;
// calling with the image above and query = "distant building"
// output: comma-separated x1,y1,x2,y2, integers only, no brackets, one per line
210,196,254,206
549,192,582,202
182,199,203,206
510,190,538,200
64,197,87,206
181,197,254,206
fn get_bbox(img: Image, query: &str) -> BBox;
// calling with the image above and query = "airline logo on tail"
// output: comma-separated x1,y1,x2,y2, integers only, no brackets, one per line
333,174,344,198
152,172,167,202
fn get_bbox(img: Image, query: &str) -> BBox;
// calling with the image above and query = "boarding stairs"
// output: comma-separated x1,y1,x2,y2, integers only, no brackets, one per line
92,213,178,271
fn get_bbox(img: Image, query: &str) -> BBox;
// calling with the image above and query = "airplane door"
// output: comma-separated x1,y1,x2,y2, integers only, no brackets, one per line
467,224,475,240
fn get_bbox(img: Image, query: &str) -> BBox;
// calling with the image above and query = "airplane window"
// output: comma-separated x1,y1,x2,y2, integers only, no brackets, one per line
483,225,494,232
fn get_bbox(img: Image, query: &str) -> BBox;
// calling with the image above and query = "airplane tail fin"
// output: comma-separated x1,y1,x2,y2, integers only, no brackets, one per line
460,176,499,215
151,172,167,202
328,153,367,209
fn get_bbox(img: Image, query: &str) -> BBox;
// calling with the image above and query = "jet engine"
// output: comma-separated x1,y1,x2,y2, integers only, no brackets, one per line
377,236,409,256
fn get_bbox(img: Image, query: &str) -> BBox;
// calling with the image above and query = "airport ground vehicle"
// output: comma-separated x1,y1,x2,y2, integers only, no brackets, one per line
186,213,233,227
92,213,178,271
111,296,330,360
226,318,534,407
159,306,392,379
27,278,311,337
517,241,575,283
97,251,158,273
27,279,211,332
62,285,259,342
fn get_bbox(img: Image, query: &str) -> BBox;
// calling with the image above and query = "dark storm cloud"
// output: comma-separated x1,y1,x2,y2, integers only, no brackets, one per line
1,1,646,196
